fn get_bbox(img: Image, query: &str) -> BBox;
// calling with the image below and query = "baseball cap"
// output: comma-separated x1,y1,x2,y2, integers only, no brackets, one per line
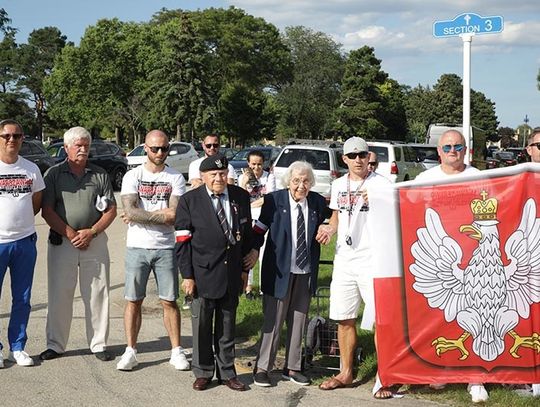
343,137,369,155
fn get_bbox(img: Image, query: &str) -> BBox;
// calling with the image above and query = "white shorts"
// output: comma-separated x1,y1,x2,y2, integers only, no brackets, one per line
329,255,375,330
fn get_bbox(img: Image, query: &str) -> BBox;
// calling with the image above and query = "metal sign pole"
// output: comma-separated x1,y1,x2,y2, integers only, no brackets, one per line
462,34,473,164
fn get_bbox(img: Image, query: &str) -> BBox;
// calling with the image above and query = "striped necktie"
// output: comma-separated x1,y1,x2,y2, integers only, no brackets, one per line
296,203,308,269
213,194,236,245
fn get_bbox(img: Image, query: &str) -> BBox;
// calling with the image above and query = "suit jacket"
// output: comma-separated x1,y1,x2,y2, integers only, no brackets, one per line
255,189,327,299
175,184,252,299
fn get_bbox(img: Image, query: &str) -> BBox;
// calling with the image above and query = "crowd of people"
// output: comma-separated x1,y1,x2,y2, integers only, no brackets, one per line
1,118,539,402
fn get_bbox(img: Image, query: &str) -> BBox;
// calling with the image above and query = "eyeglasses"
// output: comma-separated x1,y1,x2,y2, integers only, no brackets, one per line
441,144,464,153
345,151,369,160
205,143,220,149
147,145,170,153
290,178,311,187
0,133,23,141
368,161,378,166
529,142,540,150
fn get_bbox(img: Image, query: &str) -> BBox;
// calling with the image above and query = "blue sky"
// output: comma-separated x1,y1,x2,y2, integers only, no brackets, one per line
4,0,540,130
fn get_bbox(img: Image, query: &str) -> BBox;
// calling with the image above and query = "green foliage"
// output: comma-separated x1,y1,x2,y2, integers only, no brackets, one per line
404,84,435,141
335,46,388,139
276,26,344,140
17,27,68,135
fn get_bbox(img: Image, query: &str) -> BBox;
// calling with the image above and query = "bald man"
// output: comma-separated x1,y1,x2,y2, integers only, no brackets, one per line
117,130,190,371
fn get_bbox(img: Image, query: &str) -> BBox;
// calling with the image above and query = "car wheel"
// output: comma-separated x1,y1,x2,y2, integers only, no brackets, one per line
111,167,126,191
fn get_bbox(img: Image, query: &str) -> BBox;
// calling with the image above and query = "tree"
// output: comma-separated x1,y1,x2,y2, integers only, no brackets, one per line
432,73,463,123
470,90,498,136
144,13,214,142
403,84,435,142
45,19,141,141
334,46,388,139
275,26,344,140
498,126,515,148
17,27,67,138
378,79,407,141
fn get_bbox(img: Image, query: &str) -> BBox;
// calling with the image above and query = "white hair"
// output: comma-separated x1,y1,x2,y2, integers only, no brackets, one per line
282,161,316,187
64,126,92,147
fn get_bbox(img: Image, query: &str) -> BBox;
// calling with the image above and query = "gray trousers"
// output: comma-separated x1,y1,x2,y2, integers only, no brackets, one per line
191,292,239,380
256,273,311,372
46,233,110,353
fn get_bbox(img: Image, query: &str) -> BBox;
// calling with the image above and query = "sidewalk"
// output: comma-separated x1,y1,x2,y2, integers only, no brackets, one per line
0,212,447,406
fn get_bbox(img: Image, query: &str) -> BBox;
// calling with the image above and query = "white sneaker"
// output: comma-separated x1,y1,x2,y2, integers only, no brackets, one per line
8,350,35,366
116,347,138,371
0,351,4,368
468,383,489,403
169,347,190,370
532,383,540,397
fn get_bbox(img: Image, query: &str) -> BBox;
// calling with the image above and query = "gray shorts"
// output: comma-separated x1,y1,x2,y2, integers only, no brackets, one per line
124,247,179,301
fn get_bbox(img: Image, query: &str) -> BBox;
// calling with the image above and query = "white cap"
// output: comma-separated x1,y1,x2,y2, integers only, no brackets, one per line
343,137,368,155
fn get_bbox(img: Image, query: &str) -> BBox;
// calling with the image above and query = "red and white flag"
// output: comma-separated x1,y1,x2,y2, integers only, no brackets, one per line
369,164,540,385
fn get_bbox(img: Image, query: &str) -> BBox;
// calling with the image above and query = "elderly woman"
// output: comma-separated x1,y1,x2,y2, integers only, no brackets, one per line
251,161,329,387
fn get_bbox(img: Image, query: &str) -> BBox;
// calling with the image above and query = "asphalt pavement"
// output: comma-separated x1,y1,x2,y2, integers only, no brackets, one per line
0,199,447,407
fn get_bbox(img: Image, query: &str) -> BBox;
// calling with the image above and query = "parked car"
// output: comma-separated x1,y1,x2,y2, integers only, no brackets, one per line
407,143,439,170
272,144,347,201
20,138,56,175
229,146,281,179
493,151,518,167
47,140,128,190
220,147,238,160
127,141,198,179
367,141,425,182
505,147,529,163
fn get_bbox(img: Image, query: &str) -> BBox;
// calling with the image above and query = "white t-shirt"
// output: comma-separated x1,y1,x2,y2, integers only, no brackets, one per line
238,170,276,220
415,164,480,181
121,164,186,249
0,156,45,243
330,172,390,262
188,156,236,183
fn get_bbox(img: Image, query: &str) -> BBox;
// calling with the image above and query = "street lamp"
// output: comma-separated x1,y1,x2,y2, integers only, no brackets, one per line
523,114,530,148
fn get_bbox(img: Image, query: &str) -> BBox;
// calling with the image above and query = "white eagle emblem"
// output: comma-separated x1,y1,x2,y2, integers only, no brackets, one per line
410,191,540,362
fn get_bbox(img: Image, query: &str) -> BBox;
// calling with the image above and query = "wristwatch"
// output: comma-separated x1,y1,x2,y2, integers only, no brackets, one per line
90,227,98,238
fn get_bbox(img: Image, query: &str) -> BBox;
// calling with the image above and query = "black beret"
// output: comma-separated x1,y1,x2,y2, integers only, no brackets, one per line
199,154,229,172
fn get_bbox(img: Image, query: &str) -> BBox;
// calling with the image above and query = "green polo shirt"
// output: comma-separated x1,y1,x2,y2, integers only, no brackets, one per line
43,161,116,230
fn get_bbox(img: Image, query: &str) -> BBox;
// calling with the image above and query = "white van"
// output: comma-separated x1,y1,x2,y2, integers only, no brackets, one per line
367,141,426,182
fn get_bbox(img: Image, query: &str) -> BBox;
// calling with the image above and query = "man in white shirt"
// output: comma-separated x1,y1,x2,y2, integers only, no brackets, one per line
415,130,488,403
0,119,44,368
188,134,236,188
116,130,190,372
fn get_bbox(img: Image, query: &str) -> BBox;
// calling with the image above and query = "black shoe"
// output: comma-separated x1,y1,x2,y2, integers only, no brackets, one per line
282,369,310,386
95,350,113,361
253,371,271,387
39,349,62,361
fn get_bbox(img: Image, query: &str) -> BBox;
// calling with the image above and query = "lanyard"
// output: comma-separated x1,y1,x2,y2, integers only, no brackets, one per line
345,174,367,244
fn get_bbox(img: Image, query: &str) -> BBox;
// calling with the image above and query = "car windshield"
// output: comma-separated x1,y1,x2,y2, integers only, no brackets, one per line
276,148,330,170
47,144,65,158
232,149,271,161
128,145,146,157
411,146,439,161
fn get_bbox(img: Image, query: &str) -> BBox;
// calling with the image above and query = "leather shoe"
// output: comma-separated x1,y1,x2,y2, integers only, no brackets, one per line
193,377,211,391
95,350,113,361
39,349,62,361
221,377,247,391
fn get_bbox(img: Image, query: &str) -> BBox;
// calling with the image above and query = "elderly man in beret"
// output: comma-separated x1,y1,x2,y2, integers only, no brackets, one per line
175,154,256,392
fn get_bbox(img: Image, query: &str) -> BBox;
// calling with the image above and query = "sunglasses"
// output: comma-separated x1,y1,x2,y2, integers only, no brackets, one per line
345,151,369,160
205,143,220,149
0,133,23,141
441,144,464,153
529,142,540,150
368,161,378,166
147,145,170,153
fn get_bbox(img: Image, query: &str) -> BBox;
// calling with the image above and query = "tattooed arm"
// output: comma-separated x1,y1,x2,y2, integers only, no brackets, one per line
121,193,178,226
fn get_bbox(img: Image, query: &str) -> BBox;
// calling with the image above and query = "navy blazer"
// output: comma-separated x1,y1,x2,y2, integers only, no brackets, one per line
255,188,327,300
175,185,252,299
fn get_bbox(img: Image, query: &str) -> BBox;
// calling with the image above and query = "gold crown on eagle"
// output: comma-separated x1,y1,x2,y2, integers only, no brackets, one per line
470,190,498,221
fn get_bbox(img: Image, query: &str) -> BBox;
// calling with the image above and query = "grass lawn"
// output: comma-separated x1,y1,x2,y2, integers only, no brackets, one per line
232,236,540,406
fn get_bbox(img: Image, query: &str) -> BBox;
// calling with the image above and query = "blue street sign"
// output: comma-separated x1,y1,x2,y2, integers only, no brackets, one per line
433,13,504,38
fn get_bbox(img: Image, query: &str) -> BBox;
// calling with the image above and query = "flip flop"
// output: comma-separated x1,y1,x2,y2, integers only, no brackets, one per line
373,387,393,399
319,376,350,390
